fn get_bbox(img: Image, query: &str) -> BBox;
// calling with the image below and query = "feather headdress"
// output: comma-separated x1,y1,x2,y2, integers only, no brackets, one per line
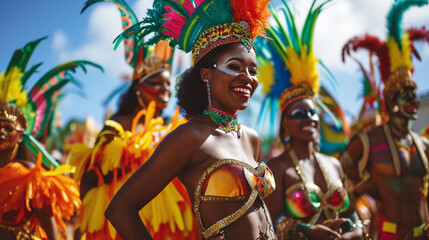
114,0,270,64
342,0,429,103
258,0,332,113
257,0,350,155
82,0,173,82
0,37,103,167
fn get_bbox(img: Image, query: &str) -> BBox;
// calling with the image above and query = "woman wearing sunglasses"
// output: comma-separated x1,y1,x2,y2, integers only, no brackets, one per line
258,1,365,240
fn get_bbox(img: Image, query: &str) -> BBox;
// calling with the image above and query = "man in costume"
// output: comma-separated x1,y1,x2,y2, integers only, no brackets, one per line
340,0,429,239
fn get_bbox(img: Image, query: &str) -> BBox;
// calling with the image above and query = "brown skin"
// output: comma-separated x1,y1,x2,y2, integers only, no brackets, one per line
0,120,60,240
105,44,276,240
342,87,429,231
264,98,362,240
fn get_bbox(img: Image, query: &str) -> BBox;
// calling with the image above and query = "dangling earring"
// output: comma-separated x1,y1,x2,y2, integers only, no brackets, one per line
283,128,291,151
313,140,320,152
392,105,399,113
283,137,291,151
204,79,212,107
9,143,20,162
136,90,146,109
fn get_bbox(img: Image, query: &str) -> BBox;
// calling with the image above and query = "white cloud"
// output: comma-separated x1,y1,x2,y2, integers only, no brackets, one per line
55,4,132,80
134,0,153,18
52,30,68,50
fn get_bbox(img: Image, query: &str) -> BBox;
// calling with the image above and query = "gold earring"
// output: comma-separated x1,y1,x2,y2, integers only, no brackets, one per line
9,143,20,162
136,90,146,109
393,105,399,113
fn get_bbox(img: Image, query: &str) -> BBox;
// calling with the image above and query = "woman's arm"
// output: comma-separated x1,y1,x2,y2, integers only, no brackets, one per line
105,125,200,240
33,204,60,240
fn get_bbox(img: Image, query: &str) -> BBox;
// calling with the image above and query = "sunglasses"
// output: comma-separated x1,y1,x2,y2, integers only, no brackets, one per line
289,108,319,120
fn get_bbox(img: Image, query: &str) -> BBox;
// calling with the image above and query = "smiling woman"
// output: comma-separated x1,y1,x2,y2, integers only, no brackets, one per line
257,1,365,239
104,0,277,239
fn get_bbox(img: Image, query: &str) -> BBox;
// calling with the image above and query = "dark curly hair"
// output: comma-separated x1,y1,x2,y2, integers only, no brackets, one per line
176,43,239,118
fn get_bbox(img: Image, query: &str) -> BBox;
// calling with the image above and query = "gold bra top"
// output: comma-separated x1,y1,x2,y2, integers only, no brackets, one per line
194,159,275,238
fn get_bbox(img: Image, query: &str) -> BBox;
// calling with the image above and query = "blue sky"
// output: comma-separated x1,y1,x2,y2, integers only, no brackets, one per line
1,0,428,134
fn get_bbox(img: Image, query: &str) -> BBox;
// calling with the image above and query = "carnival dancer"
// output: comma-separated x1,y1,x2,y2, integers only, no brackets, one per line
105,0,276,239
66,0,198,239
257,1,365,239
340,0,429,239
0,37,99,239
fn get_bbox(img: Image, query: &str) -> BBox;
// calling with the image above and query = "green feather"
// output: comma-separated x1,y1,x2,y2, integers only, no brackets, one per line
21,63,43,86
271,8,292,49
31,61,103,91
302,0,331,53
6,37,46,75
283,0,301,54
387,0,428,49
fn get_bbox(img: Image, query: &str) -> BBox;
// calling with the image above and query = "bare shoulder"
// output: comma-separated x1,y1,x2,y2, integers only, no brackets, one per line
159,120,210,151
266,151,290,175
240,124,259,144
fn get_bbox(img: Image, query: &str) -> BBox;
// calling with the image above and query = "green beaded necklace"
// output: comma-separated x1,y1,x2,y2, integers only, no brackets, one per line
203,79,240,138
203,106,240,137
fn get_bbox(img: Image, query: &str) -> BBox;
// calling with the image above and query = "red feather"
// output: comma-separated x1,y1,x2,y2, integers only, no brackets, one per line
230,0,271,39
342,34,391,83
406,27,429,61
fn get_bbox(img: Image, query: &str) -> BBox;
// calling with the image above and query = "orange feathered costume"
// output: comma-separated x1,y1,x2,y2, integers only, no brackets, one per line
0,154,81,239
67,102,197,240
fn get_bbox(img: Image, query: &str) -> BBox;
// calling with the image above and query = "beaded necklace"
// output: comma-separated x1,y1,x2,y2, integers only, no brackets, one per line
203,106,241,138
203,78,241,138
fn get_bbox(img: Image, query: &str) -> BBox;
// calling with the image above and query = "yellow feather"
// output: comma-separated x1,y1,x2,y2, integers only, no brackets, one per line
100,137,125,175
139,181,193,234
387,33,413,73
64,143,92,182
0,67,27,108
258,60,275,95
285,46,320,94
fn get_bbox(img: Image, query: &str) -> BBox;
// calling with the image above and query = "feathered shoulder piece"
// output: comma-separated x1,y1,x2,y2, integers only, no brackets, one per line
114,0,270,63
258,0,330,112
342,0,429,102
0,153,80,238
0,37,103,167
82,0,174,82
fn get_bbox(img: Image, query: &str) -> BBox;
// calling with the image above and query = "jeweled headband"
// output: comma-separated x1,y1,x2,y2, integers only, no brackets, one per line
114,0,270,65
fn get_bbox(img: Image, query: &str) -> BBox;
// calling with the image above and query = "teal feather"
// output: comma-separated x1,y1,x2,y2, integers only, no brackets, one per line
81,0,105,14
160,0,190,18
256,97,270,133
23,132,59,169
302,0,330,52
197,0,233,28
283,2,301,54
387,0,428,49
318,60,337,94
81,0,140,66
32,61,103,91
271,9,292,48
